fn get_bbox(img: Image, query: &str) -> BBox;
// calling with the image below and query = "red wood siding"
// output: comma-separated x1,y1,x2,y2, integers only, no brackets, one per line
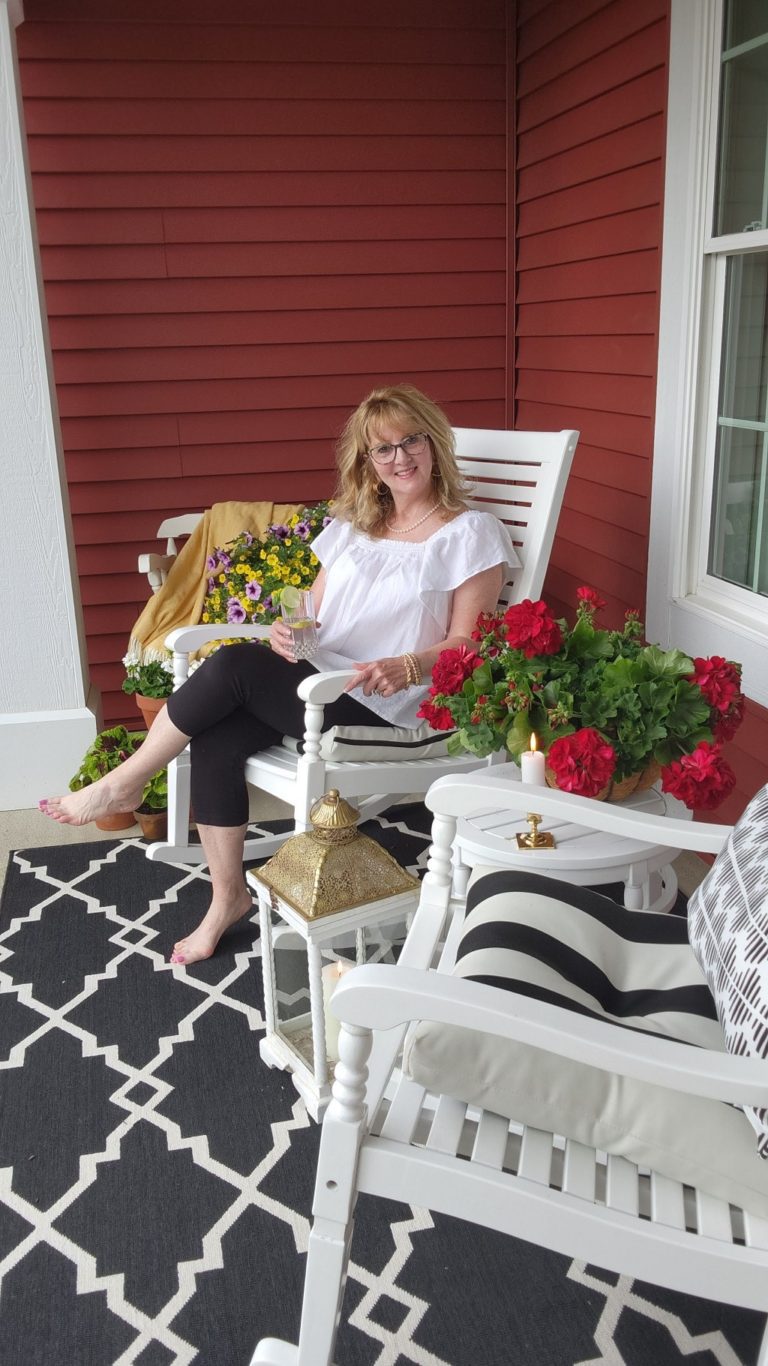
18,0,507,724
513,0,669,631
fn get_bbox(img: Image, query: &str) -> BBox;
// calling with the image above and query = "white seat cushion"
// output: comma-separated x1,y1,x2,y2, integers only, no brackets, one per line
687,782,768,1154
403,869,768,1217
281,719,453,762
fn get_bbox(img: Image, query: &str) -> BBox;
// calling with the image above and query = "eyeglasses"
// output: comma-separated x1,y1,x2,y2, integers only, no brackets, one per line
365,432,429,464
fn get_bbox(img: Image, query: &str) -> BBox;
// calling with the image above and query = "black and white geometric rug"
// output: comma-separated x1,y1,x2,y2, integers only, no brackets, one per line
0,804,764,1366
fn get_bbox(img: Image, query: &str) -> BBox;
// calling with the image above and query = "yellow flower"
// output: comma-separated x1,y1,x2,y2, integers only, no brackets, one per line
260,549,267,560
291,574,301,585
202,612,210,622
218,574,226,583
236,562,248,575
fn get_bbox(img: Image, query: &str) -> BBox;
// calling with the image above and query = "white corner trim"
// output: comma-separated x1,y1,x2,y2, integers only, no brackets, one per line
0,706,98,810
4,1,24,28
0,3,93,717
648,0,768,709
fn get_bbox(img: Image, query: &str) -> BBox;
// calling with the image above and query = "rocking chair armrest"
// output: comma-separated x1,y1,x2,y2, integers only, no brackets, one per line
332,964,768,1107
296,668,358,706
138,552,176,575
426,774,733,857
165,623,272,654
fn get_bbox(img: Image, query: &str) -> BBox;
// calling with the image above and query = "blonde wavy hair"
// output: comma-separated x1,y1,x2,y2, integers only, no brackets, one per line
332,384,471,535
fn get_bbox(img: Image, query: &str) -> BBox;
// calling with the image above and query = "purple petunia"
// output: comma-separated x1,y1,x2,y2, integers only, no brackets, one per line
262,595,273,612
245,580,262,601
295,520,311,540
243,531,254,546
272,524,291,542
227,598,247,624
218,551,233,569
322,515,333,527
205,554,218,571
207,577,215,593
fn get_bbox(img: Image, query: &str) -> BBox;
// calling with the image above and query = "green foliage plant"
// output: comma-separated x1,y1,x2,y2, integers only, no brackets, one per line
69,727,146,791
122,658,174,699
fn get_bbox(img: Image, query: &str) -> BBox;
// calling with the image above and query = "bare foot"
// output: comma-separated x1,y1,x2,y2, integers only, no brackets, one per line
39,776,145,827
170,891,254,966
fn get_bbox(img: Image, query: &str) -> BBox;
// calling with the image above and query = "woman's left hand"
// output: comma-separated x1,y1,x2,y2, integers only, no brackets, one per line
345,656,410,697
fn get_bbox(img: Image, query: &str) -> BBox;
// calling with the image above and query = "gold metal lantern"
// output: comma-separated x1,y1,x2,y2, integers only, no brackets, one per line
252,789,420,919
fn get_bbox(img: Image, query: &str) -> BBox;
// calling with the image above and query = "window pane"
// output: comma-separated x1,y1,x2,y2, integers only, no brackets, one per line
719,253,768,422
714,25,768,235
708,425,768,595
725,0,768,49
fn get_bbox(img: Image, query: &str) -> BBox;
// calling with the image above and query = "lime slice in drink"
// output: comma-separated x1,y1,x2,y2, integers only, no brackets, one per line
280,585,301,611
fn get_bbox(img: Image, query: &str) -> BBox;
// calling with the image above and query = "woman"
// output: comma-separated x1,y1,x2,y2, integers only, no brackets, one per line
40,384,519,965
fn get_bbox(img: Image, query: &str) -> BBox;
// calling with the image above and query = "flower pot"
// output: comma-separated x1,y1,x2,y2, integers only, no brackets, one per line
134,807,168,841
545,766,655,804
135,694,167,729
95,811,136,832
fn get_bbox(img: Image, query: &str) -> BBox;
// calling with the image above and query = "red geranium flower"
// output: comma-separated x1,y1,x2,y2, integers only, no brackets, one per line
546,727,616,798
416,697,455,731
661,741,736,811
471,611,505,655
688,656,741,713
431,644,483,696
576,586,606,613
503,599,563,658
713,693,744,743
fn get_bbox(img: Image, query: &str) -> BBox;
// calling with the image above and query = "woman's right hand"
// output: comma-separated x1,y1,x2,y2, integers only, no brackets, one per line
269,618,297,662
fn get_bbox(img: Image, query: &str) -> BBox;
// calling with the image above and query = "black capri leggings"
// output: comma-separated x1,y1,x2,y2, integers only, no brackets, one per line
165,644,392,826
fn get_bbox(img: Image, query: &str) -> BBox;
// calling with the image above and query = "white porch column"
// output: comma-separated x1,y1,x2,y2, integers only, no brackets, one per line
0,0,98,810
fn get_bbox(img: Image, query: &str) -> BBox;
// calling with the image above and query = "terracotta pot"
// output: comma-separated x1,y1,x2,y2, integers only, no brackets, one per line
95,810,136,832
135,694,167,729
545,767,653,804
134,807,168,841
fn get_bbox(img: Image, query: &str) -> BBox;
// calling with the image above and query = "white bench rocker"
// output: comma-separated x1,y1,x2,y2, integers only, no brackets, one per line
143,427,578,865
252,779,768,1366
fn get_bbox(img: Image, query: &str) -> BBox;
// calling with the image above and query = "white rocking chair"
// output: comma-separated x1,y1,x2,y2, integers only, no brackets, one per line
144,427,578,864
252,778,768,1366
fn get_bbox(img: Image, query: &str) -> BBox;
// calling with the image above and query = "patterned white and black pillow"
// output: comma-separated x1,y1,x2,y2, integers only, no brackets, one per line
687,783,768,1155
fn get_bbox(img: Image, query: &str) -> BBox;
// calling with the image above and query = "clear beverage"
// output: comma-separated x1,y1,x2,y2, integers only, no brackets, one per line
288,616,318,659
280,589,318,660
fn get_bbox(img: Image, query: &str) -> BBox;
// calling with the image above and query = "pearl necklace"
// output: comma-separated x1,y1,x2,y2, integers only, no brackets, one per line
386,502,440,535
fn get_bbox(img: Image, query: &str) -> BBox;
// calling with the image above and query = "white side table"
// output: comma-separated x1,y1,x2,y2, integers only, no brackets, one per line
247,874,418,1120
453,767,690,911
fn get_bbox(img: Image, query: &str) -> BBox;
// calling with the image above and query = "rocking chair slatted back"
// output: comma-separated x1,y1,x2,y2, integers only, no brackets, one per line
143,427,578,866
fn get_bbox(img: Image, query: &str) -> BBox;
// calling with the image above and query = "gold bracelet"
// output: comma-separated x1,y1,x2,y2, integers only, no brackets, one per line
402,652,422,688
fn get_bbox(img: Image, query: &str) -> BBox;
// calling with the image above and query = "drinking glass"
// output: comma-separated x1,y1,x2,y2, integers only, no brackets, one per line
280,589,318,661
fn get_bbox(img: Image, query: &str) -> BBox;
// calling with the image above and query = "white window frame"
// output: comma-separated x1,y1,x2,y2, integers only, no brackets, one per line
648,0,768,708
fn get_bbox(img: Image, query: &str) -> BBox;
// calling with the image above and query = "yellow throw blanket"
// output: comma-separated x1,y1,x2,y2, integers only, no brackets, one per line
127,500,302,662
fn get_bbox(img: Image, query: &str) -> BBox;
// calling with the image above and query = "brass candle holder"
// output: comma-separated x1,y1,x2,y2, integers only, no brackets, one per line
515,812,556,849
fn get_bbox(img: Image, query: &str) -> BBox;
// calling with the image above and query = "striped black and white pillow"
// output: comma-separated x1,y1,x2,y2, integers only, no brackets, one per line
404,869,768,1215
455,869,718,1042
282,720,454,762
688,783,768,1155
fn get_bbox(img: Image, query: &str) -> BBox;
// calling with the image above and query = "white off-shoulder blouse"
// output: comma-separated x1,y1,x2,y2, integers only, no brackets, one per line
310,510,520,727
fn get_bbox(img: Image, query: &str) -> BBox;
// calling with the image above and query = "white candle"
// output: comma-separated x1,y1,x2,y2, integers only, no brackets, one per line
520,731,546,785
321,958,354,1063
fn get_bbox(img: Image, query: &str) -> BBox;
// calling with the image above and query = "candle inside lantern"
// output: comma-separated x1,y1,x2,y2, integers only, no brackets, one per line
321,958,354,1063
520,731,546,785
